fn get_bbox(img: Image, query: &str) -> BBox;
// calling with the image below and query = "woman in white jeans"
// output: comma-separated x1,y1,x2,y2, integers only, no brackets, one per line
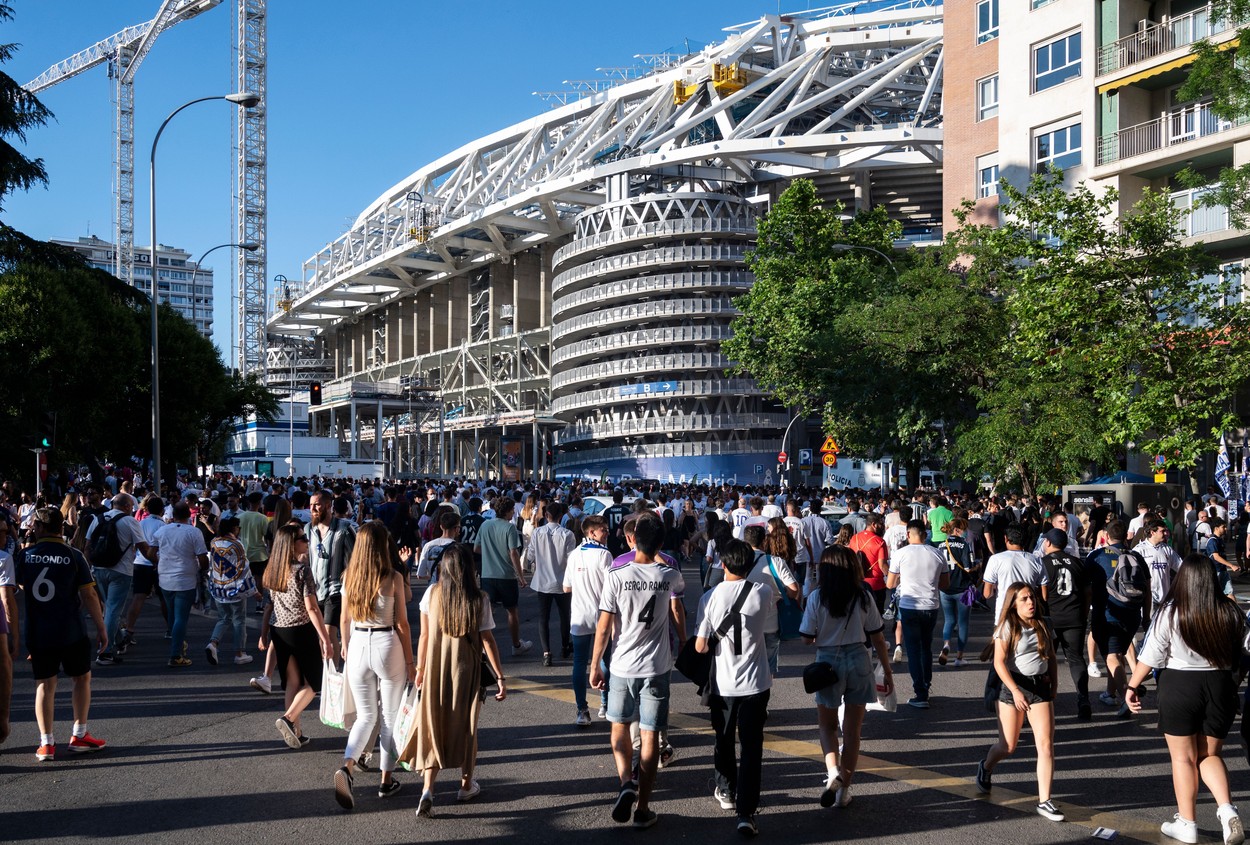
333,521,415,810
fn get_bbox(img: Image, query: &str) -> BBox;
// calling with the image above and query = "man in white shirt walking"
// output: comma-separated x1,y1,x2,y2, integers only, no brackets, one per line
886,520,948,708
565,516,614,726
526,501,577,667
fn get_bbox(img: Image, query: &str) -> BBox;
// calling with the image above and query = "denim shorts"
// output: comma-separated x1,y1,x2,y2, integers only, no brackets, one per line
813,644,875,709
606,672,671,732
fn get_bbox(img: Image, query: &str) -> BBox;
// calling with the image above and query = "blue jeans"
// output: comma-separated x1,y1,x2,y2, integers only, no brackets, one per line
571,633,608,713
210,598,249,652
899,607,937,700
163,588,196,660
94,567,133,654
939,591,970,653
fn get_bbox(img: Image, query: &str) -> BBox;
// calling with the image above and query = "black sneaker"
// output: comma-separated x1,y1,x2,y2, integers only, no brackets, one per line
737,815,758,837
95,653,120,666
633,808,658,829
378,780,402,798
975,759,992,794
542,652,553,667
334,766,354,810
612,780,638,823
1036,800,1064,822
1077,700,1092,721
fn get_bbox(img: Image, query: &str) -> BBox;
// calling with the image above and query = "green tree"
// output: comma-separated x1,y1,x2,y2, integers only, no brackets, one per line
951,171,1249,492
0,1,50,211
1178,0,1250,228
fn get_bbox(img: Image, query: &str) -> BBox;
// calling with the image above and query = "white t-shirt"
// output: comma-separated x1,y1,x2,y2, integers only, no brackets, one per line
599,561,685,679
84,509,148,577
416,537,454,580
524,522,577,595
0,549,14,588
983,550,1048,623
761,504,784,520
799,587,884,648
888,543,946,611
783,516,811,564
746,552,796,635
1136,540,1182,605
564,541,614,636
882,524,908,557
696,580,773,697
135,514,165,567
1139,603,1243,671
729,508,751,538
734,515,768,541
418,589,495,632
994,622,1049,675
152,522,208,592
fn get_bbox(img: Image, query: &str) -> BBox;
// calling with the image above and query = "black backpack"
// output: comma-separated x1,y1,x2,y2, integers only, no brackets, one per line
89,512,130,568
1104,547,1148,606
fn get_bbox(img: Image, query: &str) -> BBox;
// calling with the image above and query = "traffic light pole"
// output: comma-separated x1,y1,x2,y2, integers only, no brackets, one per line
31,448,45,498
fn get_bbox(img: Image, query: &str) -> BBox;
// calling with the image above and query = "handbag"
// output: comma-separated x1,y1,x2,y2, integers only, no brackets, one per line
675,581,755,704
394,683,421,772
802,660,838,694
766,558,804,641
319,658,357,731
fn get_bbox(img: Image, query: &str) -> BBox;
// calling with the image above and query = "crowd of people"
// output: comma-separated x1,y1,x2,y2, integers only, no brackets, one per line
0,472,1248,841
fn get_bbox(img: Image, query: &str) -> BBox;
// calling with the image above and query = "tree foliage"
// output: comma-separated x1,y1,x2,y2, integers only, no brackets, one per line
0,2,50,212
728,174,1250,494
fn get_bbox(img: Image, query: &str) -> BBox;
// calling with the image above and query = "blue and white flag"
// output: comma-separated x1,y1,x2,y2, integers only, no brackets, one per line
1215,435,1231,500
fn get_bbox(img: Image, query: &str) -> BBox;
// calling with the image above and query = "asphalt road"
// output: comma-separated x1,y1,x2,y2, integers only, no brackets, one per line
3,568,1248,845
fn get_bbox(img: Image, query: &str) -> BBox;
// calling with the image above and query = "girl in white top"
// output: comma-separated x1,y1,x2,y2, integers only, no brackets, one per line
333,522,415,810
1126,556,1246,845
799,546,892,811
976,582,1063,823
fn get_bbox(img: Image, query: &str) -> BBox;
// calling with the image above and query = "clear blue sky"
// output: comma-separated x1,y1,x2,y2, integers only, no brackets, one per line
5,0,775,356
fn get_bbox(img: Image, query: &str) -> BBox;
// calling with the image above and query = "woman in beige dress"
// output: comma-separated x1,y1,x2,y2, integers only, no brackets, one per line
403,544,506,818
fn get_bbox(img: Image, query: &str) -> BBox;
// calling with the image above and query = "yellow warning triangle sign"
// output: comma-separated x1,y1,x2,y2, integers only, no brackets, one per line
819,436,839,454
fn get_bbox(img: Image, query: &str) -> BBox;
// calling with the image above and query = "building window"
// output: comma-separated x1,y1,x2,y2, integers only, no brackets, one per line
977,75,999,121
1034,32,1081,92
1032,0,1056,8
1035,122,1082,172
976,0,999,43
977,153,1000,198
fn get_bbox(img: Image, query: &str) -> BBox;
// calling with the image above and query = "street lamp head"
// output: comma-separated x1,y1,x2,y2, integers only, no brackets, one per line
240,242,261,252
226,92,261,108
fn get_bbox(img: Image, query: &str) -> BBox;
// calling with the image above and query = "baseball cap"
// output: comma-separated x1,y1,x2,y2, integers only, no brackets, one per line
34,507,64,532
1042,528,1068,550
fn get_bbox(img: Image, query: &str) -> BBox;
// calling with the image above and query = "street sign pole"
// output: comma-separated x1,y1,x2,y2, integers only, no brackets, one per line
31,447,45,498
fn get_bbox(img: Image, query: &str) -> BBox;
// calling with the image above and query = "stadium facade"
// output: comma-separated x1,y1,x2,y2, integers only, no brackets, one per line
265,2,945,483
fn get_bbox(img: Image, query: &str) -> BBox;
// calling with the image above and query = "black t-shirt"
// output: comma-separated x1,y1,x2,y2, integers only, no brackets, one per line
602,504,630,557
1041,550,1089,628
459,513,485,548
939,535,976,594
987,512,1009,553
16,538,95,649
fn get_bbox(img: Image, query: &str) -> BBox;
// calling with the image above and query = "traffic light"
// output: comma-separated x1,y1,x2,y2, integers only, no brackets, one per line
37,411,55,449
309,382,322,406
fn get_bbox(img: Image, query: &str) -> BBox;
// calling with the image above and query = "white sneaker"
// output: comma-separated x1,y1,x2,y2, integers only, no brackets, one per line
456,780,481,801
714,786,735,810
1088,662,1105,678
597,705,608,720
1161,814,1199,844
234,653,254,665
512,640,533,656
953,658,966,667
820,772,842,808
250,675,272,694
575,709,591,727
892,645,904,664
1218,804,1245,845
205,642,219,666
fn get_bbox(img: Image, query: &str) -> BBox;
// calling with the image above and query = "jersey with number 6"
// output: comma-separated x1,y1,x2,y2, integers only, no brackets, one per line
16,537,95,650
599,561,685,679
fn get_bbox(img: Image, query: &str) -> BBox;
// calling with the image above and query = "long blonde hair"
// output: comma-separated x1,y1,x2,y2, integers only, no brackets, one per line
343,521,392,623
264,522,307,593
435,544,481,638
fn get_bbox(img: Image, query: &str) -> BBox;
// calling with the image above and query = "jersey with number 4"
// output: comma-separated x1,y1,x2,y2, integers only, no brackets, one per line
16,537,95,649
600,561,685,679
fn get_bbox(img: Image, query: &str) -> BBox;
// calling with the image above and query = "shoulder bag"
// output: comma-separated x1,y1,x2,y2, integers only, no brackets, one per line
675,581,755,705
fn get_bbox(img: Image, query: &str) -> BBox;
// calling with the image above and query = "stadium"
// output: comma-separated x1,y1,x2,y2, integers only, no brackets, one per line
264,1,945,483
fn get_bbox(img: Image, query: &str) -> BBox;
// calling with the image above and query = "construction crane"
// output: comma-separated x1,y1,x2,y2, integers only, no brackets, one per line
236,0,268,377
24,0,223,289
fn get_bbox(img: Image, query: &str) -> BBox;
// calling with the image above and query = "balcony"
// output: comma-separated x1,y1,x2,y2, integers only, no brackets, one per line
1097,102,1246,166
1097,5,1239,76
1171,187,1230,237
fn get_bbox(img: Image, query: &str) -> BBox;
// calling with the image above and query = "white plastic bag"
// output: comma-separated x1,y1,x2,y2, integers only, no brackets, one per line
394,684,422,771
866,659,897,713
319,658,357,730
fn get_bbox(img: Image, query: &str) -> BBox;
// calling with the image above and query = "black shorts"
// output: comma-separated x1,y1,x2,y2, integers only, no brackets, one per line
999,671,1054,706
132,566,158,596
482,577,519,609
320,594,342,628
272,623,324,693
30,637,92,680
1157,669,1238,738
251,558,268,590
1093,613,1140,658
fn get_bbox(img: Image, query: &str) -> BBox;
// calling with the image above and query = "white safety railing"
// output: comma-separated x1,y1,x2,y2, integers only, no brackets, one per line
553,270,752,318
558,412,791,444
1097,102,1244,165
553,297,739,343
552,244,750,296
1097,5,1238,75
551,378,763,415
553,218,756,268
552,324,734,367
552,352,728,392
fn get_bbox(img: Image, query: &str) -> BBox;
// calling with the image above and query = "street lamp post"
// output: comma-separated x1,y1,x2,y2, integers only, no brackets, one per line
149,91,259,490
830,243,900,284
192,241,259,338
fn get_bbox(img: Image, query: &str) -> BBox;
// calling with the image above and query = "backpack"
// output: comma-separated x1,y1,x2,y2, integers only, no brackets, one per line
89,512,131,568
1104,547,1147,607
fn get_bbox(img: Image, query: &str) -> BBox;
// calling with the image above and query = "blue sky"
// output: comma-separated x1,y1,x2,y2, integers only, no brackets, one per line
5,0,775,356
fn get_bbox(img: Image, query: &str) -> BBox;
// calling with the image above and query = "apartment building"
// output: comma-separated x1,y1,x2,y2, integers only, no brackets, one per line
52,235,217,339
945,0,1248,299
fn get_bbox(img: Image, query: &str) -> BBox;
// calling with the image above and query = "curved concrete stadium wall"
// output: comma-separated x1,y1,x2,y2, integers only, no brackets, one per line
550,191,784,482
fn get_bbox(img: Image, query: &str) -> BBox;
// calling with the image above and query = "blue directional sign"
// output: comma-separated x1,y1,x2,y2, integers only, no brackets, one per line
619,381,678,397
